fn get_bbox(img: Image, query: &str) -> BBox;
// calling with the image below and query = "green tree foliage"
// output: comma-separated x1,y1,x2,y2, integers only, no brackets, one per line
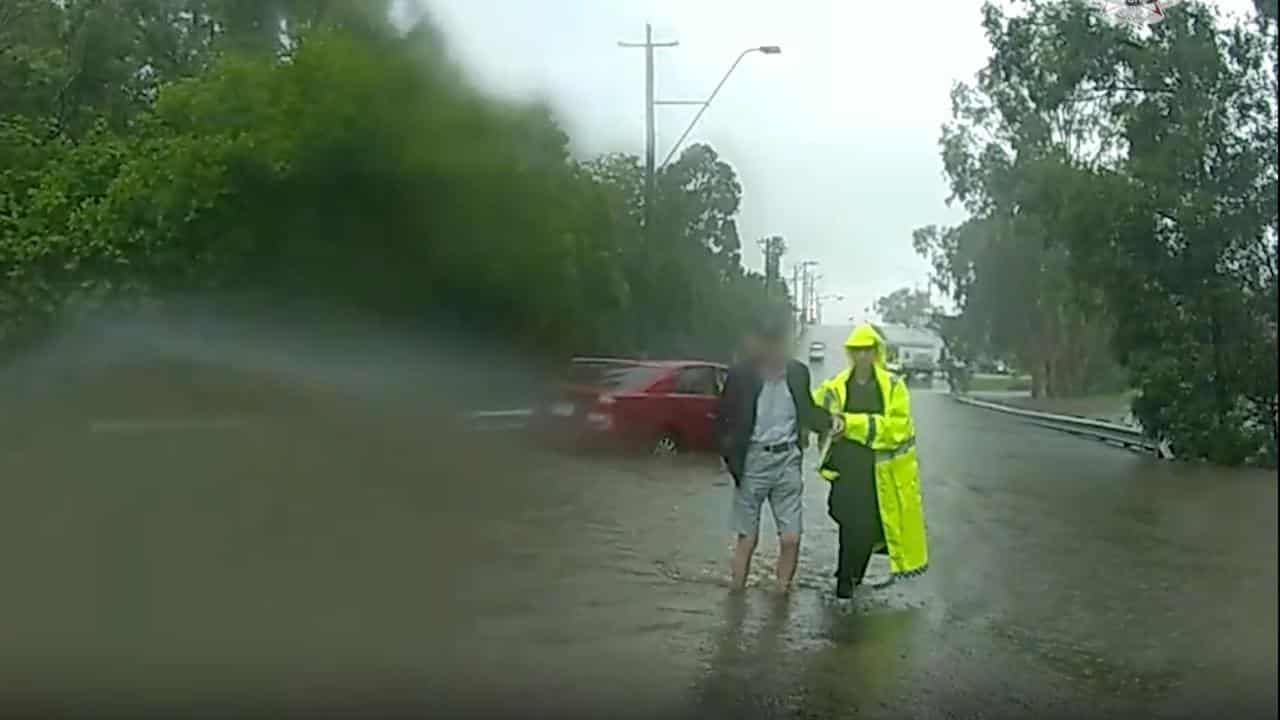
914,0,1134,400
873,287,935,328
917,0,1277,464
1,0,780,366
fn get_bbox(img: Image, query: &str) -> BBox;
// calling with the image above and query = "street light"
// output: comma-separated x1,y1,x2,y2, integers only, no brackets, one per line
658,45,781,168
815,293,843,326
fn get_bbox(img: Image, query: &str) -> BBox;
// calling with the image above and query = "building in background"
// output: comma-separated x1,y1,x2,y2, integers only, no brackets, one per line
875,324,943,384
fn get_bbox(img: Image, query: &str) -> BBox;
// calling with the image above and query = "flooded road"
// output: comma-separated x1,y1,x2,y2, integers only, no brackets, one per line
1,377,1275,717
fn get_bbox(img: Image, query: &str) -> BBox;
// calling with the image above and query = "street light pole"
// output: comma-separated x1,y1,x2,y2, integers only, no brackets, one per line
619,32,778,226
659,45,781,169
816,293,844,327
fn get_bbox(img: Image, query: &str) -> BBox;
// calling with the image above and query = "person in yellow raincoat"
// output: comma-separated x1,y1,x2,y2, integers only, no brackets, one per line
812,323,928,598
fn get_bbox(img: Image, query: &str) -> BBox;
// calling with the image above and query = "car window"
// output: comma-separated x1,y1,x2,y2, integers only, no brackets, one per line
567,361,663,390
715,367,728,395
674,366,718,396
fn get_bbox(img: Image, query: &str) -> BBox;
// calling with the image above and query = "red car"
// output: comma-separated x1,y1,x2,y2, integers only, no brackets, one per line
535,357,728,455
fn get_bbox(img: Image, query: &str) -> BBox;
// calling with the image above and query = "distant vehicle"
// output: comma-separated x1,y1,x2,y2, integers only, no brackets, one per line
891,345,937,386
534,357,727,456
808,341,826,363
977,359,1012,375
877,324,944,387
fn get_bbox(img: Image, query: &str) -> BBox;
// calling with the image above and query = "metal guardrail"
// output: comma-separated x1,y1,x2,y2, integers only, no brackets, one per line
953,395,1174,459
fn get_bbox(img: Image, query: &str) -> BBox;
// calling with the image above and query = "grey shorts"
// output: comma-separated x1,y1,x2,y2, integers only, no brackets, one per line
731,445,804,538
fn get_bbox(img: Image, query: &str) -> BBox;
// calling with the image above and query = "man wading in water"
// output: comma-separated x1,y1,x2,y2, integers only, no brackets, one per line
716,313,837,592
813,323,929,599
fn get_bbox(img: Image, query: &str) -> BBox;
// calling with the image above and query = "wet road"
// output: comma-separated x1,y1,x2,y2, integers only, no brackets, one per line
1,332,1276,718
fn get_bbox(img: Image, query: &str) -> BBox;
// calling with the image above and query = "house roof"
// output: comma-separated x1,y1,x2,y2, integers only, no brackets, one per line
877,324,942,349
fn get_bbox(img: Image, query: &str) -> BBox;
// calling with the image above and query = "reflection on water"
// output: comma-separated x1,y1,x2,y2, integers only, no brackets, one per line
0,318,1275,718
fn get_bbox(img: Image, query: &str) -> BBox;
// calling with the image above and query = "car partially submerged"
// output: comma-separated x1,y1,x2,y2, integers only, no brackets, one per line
534,357,727,455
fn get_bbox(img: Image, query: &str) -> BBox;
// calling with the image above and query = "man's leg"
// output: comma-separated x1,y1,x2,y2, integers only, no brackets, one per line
730,533,758,591
730,471,765,591
776,532,800,593
770,452,805,593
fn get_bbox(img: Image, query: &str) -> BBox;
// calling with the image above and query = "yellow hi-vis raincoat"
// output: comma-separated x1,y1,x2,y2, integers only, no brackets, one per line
812,324,929,578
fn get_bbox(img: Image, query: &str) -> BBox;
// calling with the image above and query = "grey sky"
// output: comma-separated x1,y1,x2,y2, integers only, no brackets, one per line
409,0,1254,324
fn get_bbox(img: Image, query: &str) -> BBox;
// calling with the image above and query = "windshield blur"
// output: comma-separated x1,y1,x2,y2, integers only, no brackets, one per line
1,0,1275,717
566,360,663,391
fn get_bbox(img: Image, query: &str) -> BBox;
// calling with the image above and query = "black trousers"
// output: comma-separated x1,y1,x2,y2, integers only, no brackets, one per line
828,468,884,583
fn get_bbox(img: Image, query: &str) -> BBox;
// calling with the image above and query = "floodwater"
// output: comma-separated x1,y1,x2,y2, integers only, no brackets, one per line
0,322,1275,719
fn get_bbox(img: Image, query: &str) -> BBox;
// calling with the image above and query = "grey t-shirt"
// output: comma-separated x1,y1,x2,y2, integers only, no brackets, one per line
750,373,798,446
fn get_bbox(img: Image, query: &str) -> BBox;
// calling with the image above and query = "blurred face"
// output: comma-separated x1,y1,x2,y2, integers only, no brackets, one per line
749,332,787,365
848,345,876,372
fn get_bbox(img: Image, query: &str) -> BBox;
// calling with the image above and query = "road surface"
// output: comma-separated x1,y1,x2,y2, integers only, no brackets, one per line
1,325,1275,719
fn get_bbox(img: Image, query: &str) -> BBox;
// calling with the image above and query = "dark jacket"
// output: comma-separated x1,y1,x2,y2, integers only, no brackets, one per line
715,359,831,485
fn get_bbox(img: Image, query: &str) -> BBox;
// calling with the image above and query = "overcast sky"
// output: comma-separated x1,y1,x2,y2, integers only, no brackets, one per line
406,0,1254,324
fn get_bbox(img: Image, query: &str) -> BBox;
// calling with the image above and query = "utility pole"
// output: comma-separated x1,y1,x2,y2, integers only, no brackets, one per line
759,236,786,297
798,261,818,327
619,25,678,226
790,264,802,328
798,268,806,325
808,273,824,325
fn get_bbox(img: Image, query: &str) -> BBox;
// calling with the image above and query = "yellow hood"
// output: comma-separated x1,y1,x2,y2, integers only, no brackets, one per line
844,323,888,368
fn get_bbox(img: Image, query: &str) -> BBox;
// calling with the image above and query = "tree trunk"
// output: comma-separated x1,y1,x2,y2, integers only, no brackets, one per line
1031,360,1046,399
1046,342,1063,399
1042,304,1060,398
1060,314,1086,397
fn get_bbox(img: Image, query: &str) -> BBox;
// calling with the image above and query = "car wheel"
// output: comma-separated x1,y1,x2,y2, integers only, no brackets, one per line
652,430,680,457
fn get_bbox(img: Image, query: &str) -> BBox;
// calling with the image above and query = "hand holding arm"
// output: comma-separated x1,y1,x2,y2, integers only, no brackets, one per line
795,363,834,434
840,378,915,450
